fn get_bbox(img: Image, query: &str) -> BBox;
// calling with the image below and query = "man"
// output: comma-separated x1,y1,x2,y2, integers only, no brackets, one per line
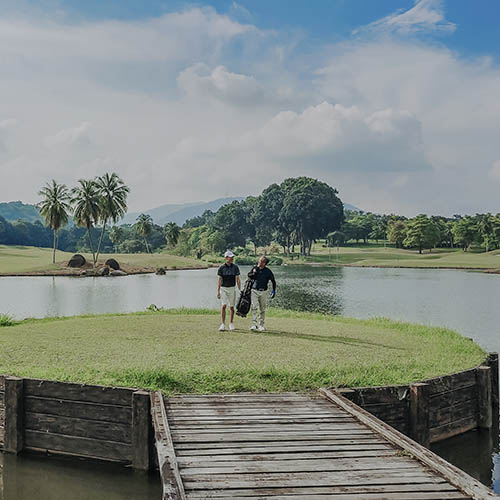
249,255,276,332
217,250,241,331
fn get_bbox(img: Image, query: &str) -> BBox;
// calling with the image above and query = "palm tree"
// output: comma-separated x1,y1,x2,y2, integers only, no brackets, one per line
135,214,153,253
38,180,71,264
164,222,180,247
109,226,124,253
95,173,129,264
71,179,100,266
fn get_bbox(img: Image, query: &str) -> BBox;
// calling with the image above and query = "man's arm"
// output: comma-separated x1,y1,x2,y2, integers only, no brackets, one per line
236,275,241,290
270,270,277,296
217,276,222,298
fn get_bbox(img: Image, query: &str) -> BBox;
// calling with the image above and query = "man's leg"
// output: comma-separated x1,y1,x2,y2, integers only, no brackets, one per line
258,291,267,328
251,290,259,329
229,307,235,323
221,304,226,324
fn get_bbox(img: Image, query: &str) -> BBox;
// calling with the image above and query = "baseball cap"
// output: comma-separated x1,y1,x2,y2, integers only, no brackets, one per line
224,250,235,258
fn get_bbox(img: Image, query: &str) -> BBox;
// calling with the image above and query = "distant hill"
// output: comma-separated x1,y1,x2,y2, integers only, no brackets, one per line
122,197,244,226
0,201,42,223
344,203,361,212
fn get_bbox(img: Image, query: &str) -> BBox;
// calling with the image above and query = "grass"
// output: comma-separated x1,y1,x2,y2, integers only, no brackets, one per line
287,243,500,270
0,308,485,394
0,245,203,274
0,314,16,327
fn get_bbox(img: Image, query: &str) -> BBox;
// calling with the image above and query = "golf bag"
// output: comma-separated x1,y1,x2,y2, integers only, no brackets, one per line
236,278,254,317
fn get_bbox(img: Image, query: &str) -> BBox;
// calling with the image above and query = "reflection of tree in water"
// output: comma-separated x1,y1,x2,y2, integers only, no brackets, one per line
271,267,345,315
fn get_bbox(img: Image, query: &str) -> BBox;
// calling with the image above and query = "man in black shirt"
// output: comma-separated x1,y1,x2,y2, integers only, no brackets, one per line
217,250,241,331
249,255,276,332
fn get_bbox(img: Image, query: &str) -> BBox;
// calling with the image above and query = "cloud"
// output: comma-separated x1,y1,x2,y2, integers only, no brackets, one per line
353,0,456,36
44,122,92,149
178,64,265,105
489,160,500,181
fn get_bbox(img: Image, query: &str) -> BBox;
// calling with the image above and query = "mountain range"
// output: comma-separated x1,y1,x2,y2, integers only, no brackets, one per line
0,199,361,227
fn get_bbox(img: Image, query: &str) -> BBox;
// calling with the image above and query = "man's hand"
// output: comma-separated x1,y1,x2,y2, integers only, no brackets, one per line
217,291,221,299
270,290,276,299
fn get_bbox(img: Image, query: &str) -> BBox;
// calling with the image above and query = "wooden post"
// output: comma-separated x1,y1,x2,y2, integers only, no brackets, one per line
477,366,492,429
487,353,499,438
409,382,430,447
4,376,24,454
132,390,151,471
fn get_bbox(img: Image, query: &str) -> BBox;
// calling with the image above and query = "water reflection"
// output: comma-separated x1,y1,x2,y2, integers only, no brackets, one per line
0,453,161,500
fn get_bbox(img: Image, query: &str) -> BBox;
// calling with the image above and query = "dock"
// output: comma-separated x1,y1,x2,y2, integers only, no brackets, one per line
151,389,498,500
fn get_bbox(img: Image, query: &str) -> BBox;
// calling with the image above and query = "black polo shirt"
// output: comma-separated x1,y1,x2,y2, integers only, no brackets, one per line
217,263,240,287
250,266,276,291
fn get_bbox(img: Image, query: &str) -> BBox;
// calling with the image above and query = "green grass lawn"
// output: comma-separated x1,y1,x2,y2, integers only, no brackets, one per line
0,309,485,394
288,243,500,270
0,245,203,274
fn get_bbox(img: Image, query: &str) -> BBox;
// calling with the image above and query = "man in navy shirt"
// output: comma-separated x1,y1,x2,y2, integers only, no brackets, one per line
217,250,241,331
249,255,276,332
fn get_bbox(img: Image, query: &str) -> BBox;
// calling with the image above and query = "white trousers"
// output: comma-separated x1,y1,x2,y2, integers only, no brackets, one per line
251,289,267,327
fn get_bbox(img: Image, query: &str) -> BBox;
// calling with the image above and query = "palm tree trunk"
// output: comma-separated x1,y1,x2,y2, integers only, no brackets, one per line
87,225,96,267
52,230,57,264
95,222,107,265
144,238,150,254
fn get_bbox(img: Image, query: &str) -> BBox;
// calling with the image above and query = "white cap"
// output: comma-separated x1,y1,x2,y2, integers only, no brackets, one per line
224,250,235,258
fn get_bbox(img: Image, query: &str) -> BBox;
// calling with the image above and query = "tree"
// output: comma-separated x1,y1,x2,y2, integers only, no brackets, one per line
164,221,181,247
452,217,476,251
109,226,124,252
95,173,129,263
213,201,253,249
38,180,71,263
403,215,434,254
387,220,407,248
135,214,153,253
71,179,100,266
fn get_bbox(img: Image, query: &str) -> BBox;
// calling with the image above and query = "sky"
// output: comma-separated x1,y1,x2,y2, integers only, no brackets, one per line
0,0,499,216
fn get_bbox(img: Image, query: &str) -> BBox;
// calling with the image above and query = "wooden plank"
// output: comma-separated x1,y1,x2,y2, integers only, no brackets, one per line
429,386,478,411
429,415,478,443
430,400,478,427
194,493,469,500
319,388,498,500
132,390,151,471
24,396,131,424
151,392,186,500
175,442,392,455
477,366,493,429
24,430,132,462
487,353,499,437
187,483,463,498
181,458,421,475
172,423,366,433
171,429,374,443
23,378,133,406
183,470,447,489
24,411,131,443
4,376,23,454
168,408,342,416
410,382,430,447
177,449,397,463
170,416,355,425
347,386,410,405
427,369,477,395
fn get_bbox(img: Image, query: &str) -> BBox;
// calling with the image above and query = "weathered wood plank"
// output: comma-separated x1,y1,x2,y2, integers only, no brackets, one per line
24,430,132,462
172,423,366,433
169,408,341,416
477,366,493,429
170,416,355,425
410,382,430,447
24,396,131,424
132,390,151,471
319,388,497,500
23,379,133,406
24,411,131,443
427,369,477,395
487,353,499,437
429,385,478,411
191,493,469,500
4,376,24,454
187,483,462,498
429,415,478,443
151,392,186,500
429,400,478,427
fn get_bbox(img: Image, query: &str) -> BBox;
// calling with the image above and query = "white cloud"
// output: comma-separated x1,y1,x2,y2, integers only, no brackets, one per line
44,122,92,149
354,0,456,36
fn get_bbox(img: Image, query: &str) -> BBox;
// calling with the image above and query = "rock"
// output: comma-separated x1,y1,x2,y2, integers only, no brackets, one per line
156,267,166,275
99,266,110,276
110,269,127,277
68,254,86,268
80,270,87,276
105,258,120,270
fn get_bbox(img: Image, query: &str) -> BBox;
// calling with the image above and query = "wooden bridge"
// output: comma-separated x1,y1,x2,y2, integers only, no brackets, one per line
151,390,498,500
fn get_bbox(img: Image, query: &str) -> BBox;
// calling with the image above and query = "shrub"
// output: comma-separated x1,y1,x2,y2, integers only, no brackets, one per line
0,314,16,327
234,256,256,265
269,256,283,266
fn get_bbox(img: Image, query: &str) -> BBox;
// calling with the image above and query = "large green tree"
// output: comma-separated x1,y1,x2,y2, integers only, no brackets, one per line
95,173,129,263
164,221,181,248
38,180,71,263
403,215,434,254
135,214,154,253
452,217,477,251
71,179,100,266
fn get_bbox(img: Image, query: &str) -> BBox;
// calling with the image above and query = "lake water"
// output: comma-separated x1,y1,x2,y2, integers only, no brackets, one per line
2,264,500,495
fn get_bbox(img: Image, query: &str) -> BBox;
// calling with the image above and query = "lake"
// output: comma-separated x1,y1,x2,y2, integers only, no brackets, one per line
1,264,500,494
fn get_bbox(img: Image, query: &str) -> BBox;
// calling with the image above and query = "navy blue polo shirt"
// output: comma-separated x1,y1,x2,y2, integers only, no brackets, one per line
217,263,240,287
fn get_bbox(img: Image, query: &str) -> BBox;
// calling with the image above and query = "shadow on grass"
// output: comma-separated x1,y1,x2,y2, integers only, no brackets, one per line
234,327,402,351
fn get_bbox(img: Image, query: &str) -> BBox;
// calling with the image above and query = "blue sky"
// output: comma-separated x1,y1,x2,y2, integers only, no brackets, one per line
1,0,500,215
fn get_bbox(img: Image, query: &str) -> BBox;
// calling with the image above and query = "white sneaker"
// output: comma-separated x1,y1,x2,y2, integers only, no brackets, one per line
219,323,226,331
250,325,257,331
258,325,265,332
229,323,235,331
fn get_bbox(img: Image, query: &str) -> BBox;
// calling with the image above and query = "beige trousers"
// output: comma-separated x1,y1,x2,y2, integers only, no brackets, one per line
251,289,267,327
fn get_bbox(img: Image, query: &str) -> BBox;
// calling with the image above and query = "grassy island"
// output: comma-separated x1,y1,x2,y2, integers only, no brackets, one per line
0,309,484,393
